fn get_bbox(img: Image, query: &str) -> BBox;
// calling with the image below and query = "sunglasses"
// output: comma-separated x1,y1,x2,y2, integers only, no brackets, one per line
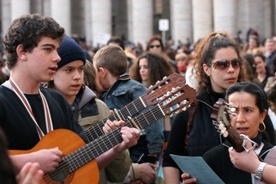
211,59,242,70
149,44,161,49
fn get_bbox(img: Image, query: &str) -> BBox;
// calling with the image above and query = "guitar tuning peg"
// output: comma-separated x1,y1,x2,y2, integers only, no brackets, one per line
220,127,226,134
230,107,236,113
180,100,187,106
163,100,168,105
223,131,228,137
163,76,167,79
218,123,225,130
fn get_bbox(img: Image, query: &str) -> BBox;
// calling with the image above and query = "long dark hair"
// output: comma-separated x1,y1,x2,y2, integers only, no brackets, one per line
192,32,247,92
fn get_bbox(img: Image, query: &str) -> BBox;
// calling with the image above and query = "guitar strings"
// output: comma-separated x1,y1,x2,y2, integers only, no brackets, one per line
197,99,235,114
85,95,153,142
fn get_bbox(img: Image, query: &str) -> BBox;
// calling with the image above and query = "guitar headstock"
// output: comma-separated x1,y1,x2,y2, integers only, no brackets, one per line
211,98,244,152
158,84,196,117
142,73,186,106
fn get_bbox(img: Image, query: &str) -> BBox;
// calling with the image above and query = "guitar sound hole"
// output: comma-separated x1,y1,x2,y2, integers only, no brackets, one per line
48,160,70,182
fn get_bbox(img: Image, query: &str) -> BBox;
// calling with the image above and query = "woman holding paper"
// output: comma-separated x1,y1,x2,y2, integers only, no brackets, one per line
181,82,275,183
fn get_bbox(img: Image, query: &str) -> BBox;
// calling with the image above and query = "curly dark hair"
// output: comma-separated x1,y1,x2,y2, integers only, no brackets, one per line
4,14,65,69
191,32,247,92
129,52,175,86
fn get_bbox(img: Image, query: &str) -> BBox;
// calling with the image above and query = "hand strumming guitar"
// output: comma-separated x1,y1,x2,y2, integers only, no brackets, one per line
11,147,62,173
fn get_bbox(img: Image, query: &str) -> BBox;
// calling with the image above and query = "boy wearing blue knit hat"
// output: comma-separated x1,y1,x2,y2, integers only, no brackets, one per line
47,35,132,183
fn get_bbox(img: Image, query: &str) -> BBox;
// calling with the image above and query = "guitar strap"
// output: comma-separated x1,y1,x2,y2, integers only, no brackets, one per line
2,79,53,139
254,146,276,184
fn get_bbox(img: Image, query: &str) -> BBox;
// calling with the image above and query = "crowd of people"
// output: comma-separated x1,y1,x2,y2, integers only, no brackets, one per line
1,13,276,184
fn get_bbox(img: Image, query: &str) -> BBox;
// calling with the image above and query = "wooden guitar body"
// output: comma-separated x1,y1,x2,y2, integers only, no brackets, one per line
10,129,99,184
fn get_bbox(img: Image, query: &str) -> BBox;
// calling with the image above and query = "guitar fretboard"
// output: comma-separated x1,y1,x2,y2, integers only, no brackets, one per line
85,97,145,141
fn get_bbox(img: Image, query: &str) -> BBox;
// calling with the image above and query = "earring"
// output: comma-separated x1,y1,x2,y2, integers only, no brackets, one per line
258,122,266,132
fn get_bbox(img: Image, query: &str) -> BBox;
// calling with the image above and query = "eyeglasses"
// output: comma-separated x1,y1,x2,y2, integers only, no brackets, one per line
211,59,242,70
149,44,161,49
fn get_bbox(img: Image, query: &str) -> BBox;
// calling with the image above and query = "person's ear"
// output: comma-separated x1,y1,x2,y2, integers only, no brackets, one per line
260,109,267,122
16,44,27,61
203,63,211,77
98,67,106,77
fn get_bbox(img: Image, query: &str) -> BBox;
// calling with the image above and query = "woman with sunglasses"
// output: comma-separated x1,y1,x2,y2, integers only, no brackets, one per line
146,35,178,73
162,32,276,184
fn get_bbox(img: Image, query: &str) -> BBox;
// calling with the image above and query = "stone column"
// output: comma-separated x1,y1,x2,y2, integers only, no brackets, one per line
11,0,30,20
43,0,51,16
192,0,213,42
30,0,43,14
51,0,71,35
274,0,276,36
91,0,112,47
213,0,236,36
71,0,85,37
1,0,11,35
127,0,133,43
263,0,273,38
114,0,128,40
129,0,153,48
170,0,192,46
238,0,264,42
85,0,92,46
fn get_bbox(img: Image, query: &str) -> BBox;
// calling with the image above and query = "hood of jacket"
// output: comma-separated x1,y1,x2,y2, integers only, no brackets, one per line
79,86,96,109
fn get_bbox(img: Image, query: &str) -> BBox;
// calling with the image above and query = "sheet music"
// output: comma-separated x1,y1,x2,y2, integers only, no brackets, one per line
170,154,225,184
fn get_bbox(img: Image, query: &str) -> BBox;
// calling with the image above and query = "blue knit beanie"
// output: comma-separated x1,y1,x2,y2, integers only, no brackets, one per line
58,35,86,69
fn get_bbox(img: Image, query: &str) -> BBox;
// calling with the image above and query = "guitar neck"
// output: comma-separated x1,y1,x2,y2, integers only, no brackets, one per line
85,97,146,142
64,105,164,173
226,126,244,152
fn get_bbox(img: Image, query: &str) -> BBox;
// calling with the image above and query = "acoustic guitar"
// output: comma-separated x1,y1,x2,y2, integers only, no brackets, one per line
10,84,196,184
85,73,186,141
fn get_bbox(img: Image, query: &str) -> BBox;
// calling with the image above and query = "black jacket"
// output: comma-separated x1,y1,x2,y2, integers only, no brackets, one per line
163,88,225,169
